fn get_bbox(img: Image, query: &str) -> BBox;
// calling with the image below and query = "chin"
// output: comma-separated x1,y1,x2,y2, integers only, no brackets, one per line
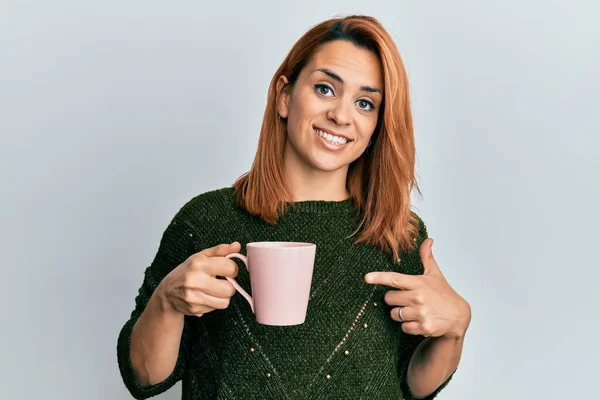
307,155,348,173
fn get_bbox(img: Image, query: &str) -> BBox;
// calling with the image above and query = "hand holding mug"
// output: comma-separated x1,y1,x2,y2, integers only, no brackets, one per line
157,242,241,317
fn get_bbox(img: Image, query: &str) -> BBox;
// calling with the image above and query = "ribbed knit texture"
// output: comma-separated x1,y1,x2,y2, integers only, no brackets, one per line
117,187,453,399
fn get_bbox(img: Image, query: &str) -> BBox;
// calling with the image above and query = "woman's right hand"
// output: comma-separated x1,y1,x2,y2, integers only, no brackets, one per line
155,242,241,317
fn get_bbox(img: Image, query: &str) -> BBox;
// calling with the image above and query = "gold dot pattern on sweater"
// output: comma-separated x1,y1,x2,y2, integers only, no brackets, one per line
115,187,455,399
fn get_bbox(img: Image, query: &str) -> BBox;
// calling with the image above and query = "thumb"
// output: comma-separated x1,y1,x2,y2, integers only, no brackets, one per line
200,241,242,257
419,238,441,275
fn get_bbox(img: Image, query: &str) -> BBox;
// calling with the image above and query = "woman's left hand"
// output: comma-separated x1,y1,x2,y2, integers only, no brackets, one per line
365,238,471,339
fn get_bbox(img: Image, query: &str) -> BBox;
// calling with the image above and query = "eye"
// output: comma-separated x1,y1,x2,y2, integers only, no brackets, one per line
356,99,375,111
314,84,334,97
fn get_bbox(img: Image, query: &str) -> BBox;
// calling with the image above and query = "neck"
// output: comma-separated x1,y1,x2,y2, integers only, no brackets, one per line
283,147,350,202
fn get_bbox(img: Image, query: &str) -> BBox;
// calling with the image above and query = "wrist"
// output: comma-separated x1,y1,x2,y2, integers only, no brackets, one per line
150,282,180,318
444,300,471,340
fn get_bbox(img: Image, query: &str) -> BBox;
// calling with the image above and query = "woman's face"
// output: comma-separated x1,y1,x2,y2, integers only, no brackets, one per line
278,40,383,175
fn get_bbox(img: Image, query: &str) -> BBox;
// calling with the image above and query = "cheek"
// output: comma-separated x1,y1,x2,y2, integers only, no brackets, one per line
285,106,308,144
359,119,379,143
286,97,302,130
286,110,302,140
288,89,323,125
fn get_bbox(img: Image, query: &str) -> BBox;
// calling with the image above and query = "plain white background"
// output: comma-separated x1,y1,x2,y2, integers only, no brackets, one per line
1,1,598,399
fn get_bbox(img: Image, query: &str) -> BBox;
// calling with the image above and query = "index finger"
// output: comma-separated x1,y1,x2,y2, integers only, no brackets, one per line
364,272,420,290
199,242,242,258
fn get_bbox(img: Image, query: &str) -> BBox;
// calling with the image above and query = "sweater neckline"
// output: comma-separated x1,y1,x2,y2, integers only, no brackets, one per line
285,197,356,215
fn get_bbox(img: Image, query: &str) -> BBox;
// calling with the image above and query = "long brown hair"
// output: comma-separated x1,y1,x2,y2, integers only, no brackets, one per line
234,15,421,262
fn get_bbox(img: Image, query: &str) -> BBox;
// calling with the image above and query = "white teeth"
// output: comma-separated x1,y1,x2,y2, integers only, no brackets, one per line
315,129,348,145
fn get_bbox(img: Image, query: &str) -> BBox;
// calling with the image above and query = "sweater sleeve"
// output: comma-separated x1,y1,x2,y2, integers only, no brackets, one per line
397,214,454,400
117,215,195,399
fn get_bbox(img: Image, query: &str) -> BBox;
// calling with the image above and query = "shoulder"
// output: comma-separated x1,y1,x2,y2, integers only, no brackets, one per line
171,186,237,224
399,211,429,274
411,211,428,243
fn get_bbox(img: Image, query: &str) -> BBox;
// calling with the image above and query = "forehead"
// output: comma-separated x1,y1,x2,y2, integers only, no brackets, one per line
304,40,383,90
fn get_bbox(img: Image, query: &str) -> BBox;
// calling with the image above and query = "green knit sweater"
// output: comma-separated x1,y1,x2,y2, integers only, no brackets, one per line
117,187,453,399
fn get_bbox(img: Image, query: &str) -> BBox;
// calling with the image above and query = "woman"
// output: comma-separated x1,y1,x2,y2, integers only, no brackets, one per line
117,15,471,400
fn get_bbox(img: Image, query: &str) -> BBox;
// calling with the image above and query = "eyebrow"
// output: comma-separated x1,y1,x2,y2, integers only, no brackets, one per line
313,68,382,94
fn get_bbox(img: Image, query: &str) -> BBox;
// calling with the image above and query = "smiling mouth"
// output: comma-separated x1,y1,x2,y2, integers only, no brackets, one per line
314,128,351,145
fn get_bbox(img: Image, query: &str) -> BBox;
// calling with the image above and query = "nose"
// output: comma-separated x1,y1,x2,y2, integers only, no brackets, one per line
326,100,352,126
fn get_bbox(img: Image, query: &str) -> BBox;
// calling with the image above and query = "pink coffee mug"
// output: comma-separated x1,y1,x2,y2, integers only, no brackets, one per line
225,242,316,326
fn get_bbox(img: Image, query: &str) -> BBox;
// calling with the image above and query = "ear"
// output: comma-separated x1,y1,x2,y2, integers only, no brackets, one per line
276,75,290,119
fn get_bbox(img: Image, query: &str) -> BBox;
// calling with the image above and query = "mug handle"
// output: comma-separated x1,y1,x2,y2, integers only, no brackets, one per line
225,253,254,313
